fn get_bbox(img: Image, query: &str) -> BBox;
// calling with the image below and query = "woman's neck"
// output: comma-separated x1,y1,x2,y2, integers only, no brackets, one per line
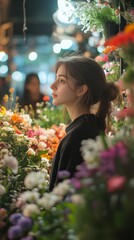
66,105,90,122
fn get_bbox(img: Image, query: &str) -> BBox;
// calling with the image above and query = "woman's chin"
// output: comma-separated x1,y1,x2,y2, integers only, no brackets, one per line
52,100,60,106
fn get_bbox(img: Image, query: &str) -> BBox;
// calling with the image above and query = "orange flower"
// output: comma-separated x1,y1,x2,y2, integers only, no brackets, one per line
11,113,24,124
40,153,51,160
42,96,50,102
125,23,134,33
103,45,117,54
12,125,22,134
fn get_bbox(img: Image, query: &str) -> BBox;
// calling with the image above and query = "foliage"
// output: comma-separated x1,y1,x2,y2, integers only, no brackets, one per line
33,102,70,129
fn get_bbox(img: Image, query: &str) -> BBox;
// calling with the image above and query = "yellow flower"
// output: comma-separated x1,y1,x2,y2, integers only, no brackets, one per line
3,94,8,103
9,88,14,93
125,23,134,33
0,106,6,115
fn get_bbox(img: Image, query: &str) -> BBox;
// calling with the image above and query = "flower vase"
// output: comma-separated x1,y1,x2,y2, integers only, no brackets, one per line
103,21,119,40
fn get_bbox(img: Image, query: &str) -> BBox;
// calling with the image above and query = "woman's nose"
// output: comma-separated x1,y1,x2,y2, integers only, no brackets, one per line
50,81,56,90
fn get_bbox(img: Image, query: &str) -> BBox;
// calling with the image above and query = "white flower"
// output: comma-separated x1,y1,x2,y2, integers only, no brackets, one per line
3,155,18,174
2,127,14,132
20,113,32,124
24,171,47,189
23,204,40,217
37,193,61,210
27,148,36,156
29,138,38,146
0,184,6,195
19,190,40,202
37,142,47,151
80,136,103,168
71,194,85,205
52,180,70,196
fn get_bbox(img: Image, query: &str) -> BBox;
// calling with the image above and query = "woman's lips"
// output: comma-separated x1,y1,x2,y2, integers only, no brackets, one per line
52,93,57,98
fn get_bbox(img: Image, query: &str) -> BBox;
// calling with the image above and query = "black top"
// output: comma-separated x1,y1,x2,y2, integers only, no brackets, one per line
49,114,103,191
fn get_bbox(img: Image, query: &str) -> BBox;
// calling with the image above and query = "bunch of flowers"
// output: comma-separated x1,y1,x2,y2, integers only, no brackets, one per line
70,0,119,37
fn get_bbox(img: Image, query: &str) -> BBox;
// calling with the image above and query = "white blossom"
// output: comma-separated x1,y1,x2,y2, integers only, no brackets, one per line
0,184,6,195
3,155,18,174
24,171,48,189
52,180,70,196
27,148,36,156
23,204,40,217
37,193,61,210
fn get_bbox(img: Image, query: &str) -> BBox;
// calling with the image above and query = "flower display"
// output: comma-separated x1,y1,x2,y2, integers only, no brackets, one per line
0,101,66,239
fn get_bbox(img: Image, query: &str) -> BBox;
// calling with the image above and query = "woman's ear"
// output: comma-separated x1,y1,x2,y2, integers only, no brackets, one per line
77,85,88,97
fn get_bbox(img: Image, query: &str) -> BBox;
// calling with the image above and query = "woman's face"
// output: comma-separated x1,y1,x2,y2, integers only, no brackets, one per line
50,64,80,107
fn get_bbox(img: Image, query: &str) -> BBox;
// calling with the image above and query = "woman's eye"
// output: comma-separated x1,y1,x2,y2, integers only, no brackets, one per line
60,79,65,83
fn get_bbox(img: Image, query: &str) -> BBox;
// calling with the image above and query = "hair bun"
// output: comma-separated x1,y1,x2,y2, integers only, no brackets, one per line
104,82,119,101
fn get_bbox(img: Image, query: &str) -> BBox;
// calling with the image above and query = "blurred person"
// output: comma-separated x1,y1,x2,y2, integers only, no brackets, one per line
20,73,46,111
0,76,10,106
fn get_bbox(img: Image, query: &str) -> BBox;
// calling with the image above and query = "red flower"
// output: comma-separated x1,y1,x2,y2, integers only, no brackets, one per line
105,31,134,48
107,175,126,192
42,96,50,102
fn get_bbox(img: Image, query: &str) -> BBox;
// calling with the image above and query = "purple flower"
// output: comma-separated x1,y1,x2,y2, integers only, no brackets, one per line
21,236,33,240
17,216,32,232
115,142,128,163
9,213,23,225
100,147,116,176
8,225,22,240
70,178,82,189
58,170,70,179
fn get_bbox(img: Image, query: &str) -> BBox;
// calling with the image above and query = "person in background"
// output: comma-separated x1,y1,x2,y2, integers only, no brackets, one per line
0,76,10,106
20,73,45,111
49,55,120,191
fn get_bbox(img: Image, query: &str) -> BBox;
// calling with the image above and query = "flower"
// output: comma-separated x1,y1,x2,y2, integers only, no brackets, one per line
107,175,126,192
7,225,22,240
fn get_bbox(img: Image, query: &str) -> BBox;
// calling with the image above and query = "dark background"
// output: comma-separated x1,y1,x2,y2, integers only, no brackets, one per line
8,0,57,35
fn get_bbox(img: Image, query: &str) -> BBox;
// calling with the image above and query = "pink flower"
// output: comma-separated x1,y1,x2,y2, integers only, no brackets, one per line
115,107,134,119
107,175,126,192
26,130,35,138
129,9,134,16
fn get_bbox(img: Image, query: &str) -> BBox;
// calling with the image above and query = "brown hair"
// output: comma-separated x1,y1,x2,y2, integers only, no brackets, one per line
55,55,120,130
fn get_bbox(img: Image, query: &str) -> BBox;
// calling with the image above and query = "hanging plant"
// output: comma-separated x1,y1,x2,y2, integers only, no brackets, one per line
70,0,119,39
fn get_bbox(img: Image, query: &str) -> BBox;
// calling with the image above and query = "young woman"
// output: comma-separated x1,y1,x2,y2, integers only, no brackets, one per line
49,55,119,191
